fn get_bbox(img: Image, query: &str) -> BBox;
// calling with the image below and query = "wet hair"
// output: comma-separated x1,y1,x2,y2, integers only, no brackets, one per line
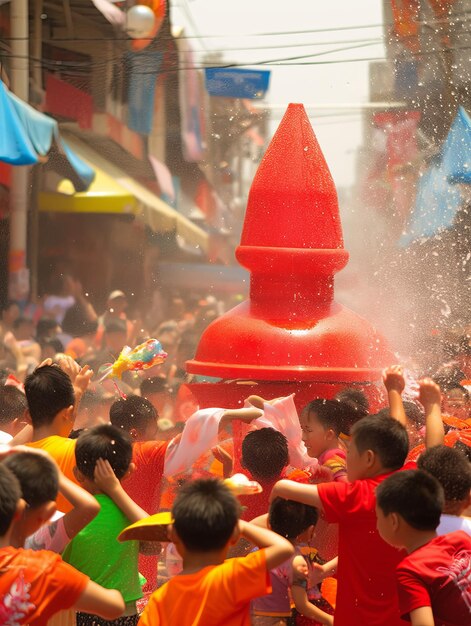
242,428,289,481
351,415,409,470
24,365,75,428
403,401,425,427
418,445,471,502
334,388,369,420
454,440,471,462
269,497,318,540
75,424,132,481
303,398,350,436
109,394,157,432
3,452,59,509
172,478,241,552
376,470,444,531
0,386,28,426
0,464,21,536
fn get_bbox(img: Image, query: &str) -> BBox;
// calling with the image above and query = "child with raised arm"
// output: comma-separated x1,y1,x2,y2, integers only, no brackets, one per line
62,424,156,626
137,478,294,626
0,461,124,626
270,413,410,626
376,469,471,626
382,368,445,460
251,497,334,626
2,449,99,552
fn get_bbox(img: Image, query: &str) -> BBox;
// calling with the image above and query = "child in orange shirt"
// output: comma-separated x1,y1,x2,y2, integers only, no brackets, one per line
137,478,294,626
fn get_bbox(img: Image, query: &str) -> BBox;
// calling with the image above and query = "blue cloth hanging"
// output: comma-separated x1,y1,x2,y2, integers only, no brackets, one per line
401,107,471,246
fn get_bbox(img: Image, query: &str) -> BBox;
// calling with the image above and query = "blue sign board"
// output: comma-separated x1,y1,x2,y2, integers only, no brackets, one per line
204,68,271,99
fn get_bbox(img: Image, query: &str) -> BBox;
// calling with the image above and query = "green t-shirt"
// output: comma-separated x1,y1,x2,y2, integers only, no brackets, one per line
62,494,142,603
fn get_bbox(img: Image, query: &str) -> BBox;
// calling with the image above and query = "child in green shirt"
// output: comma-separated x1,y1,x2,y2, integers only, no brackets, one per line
63,424,156,626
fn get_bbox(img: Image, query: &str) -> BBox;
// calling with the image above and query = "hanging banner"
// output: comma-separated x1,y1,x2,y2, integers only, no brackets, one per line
125,50,163,135
204,68,271,100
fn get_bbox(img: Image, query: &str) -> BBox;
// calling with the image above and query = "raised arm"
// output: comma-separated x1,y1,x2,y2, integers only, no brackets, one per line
74,580,124,621
418,379,444,449
163,406,262,477
270,479,323,513
383,366,407,426
94,459,160,555
60,472,100,540
238,519,293,570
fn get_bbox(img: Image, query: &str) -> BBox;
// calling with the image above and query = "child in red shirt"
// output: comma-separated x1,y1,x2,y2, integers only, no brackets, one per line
270,414,410,626
376,469,471,626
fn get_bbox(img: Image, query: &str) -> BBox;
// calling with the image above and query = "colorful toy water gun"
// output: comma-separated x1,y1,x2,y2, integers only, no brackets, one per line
98,338,167,382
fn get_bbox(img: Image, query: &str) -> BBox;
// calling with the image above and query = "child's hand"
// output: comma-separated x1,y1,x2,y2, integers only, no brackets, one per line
73,364,94,396
94,458,121,496
418,378,441,408
211,445,233,478
222,407,263,424
382,366,405,394
292,556,309,581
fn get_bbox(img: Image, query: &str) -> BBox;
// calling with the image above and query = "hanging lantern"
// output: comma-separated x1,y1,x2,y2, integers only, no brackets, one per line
126,4,156,39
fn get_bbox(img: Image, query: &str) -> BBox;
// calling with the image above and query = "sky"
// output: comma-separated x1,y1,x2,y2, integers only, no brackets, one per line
171,0,387,188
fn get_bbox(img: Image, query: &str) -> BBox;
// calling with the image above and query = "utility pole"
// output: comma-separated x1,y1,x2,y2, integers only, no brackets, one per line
8,0,30,302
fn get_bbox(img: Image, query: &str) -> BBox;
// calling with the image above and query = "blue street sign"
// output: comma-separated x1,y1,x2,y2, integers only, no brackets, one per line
204,68,271,99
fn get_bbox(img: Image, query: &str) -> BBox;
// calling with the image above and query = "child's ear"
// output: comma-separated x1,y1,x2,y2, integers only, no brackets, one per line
73,465,86,483
15,498,26,521
365,449,375,468
390,512,400,532
230,523,241,545
35,501,57,525
122,463,136,480
129,428,139,441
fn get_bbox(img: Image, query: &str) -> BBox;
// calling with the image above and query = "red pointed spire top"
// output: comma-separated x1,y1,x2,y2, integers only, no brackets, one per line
241,103,344,250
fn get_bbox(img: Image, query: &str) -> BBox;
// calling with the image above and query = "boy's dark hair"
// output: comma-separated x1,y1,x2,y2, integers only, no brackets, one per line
3,452,59,508
0,464,21,536
418,445,471,502
402,401,425,427
0,386,28,426
172,478,241,552
24,365,75,428
242,428,289,481
376,469,444,531
269,497,318,539
334,387,369,419
109,394,157,432
303,399,350,436
351,415,409,470
75,424,132,481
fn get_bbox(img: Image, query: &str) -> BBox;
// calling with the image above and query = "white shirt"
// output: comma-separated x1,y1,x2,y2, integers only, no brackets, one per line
437,513,471,536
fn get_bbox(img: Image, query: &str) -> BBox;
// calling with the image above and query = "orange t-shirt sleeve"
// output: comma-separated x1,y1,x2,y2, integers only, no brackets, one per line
29,553,89,623
229,548,271,605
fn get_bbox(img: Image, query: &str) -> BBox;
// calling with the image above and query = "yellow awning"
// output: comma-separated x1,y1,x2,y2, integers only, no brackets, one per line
39,136,209,253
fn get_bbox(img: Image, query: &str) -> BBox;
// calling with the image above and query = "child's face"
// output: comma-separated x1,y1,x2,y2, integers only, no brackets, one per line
442,388,470,421
375,504,400,548
346,437,370,481
300,410,330,458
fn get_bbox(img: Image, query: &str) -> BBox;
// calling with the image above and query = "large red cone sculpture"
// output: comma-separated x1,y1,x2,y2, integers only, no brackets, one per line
187,104,393,410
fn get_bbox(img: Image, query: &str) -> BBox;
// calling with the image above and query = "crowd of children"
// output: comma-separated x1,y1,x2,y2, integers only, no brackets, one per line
0,316,470,625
